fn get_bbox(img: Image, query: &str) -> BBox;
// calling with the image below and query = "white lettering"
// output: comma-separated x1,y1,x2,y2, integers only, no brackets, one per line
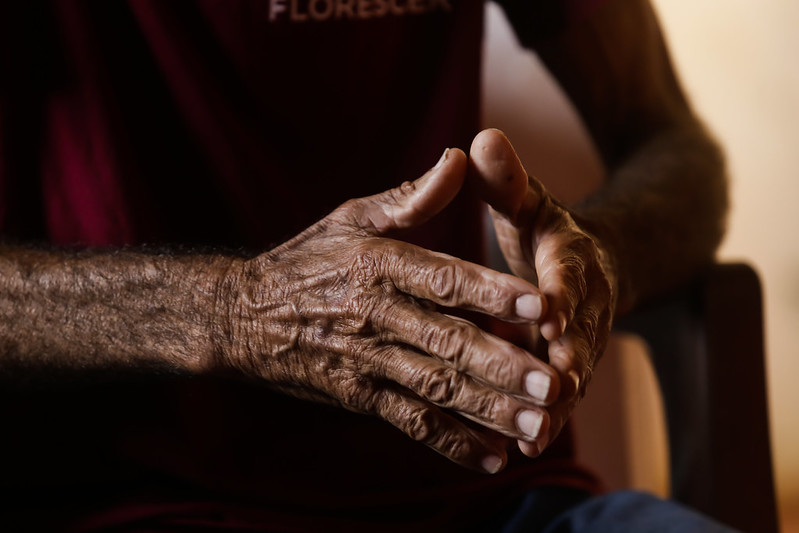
309,0,334,20
336,0,356,19
291,0,309,21
269,0,287,21
269,0,450,23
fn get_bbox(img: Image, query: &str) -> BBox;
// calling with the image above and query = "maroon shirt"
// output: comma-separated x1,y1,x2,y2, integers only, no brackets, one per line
0,1,603,530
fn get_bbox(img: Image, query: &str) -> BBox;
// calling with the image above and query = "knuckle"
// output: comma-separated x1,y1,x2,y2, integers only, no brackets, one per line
331,198,363,225
483,353,518,390
558,255,589,303
472,280,509,316
405,405,438,443
475,392,510,424
418,366,461,405
350,243,386,287
426,321,470,365
339,197,361,214
429,263,458,301
335,371,377,410
437,431,472,463
571,233,597,254
573,310,600,347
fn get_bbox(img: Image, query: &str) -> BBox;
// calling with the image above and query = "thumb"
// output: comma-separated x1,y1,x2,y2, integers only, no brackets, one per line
468,129,541,224
351,148,467,235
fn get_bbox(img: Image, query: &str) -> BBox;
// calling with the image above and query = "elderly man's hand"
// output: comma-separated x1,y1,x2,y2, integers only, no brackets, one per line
469,129,617,458
216,148,560,473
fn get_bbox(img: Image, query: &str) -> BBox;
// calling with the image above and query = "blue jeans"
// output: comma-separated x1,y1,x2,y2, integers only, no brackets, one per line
473,487,741,533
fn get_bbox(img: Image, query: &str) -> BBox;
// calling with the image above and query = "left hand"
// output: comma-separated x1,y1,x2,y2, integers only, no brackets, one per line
469,129,617,457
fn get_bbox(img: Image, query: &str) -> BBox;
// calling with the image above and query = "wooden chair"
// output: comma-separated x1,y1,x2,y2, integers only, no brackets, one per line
615,263,779,533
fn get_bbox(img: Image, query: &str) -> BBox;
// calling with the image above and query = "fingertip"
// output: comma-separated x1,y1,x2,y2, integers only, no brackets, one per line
567,369,581,397
517,439,541,458
540,308,570,340
514,293,546,322
469,128,510,155
525,368,560,405
545,342,583,399
448,146,468,162
540,320,561,342
481,454,505,474
516,409,545,440
431,146,467,173
468,129,527,218
419,147,466,195
383,147,466,232
433,148,450,169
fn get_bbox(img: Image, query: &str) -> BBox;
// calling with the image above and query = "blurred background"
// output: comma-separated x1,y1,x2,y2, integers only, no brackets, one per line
482,0,799,530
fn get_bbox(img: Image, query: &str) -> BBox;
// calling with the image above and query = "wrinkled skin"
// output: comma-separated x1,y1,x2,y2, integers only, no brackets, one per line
220,131,615,472
222,147,559,473
469,129,616,457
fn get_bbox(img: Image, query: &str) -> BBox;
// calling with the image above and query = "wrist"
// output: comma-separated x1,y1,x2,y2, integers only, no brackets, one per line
202,255,250,375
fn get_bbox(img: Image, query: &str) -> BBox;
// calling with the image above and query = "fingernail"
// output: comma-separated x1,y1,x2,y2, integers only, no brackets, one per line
434,148,450,169
558,311,568,336
515,294,543,321
568,369,581,395
481,454,503,474
525,371,551,402
517,410,543,439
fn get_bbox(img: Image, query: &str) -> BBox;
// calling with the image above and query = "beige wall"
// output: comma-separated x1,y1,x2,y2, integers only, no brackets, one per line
482,0,799,526
650,1,799,517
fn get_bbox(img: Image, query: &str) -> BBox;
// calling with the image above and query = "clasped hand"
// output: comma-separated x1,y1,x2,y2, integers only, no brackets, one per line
219,130,615,473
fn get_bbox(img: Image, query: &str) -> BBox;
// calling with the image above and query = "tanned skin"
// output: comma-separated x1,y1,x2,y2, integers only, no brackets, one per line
474,0,727,457
0,0,726,474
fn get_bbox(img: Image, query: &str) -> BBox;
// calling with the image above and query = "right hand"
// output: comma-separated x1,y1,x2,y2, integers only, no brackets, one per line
215,148,561,473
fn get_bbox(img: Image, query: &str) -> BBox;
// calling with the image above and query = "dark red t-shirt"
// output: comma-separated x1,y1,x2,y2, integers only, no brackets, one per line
0,1,603,531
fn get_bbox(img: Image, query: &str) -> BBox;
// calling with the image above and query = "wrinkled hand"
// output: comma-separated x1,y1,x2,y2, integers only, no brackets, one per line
469,129,617,457
219,149,562,473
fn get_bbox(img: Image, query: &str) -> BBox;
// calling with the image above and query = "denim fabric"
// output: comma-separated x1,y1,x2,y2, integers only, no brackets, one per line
474,487,741,533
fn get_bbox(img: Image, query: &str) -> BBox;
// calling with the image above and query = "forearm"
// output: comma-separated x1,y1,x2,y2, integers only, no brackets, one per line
0,245,238,382
573,122,728,315
503,0,728,314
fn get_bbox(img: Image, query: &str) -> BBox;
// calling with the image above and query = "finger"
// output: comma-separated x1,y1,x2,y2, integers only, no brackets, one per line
517,392,574,459
557,287,612,377
469,129,550,286
515,281,611,457
515,355,583,459
374,239,548,324
371,386,509,474
371,344,550,442
534,228,594,341
547,296,607,402
490,205,537,281
468,128,543,224
519,347,586,459
377,300,559,404
336,148,468,236
517,296,610,458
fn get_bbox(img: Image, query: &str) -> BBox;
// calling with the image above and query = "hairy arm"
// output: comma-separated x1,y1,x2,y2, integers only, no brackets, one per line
523,0,728,314
0,151,560,472
0,245,234,382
